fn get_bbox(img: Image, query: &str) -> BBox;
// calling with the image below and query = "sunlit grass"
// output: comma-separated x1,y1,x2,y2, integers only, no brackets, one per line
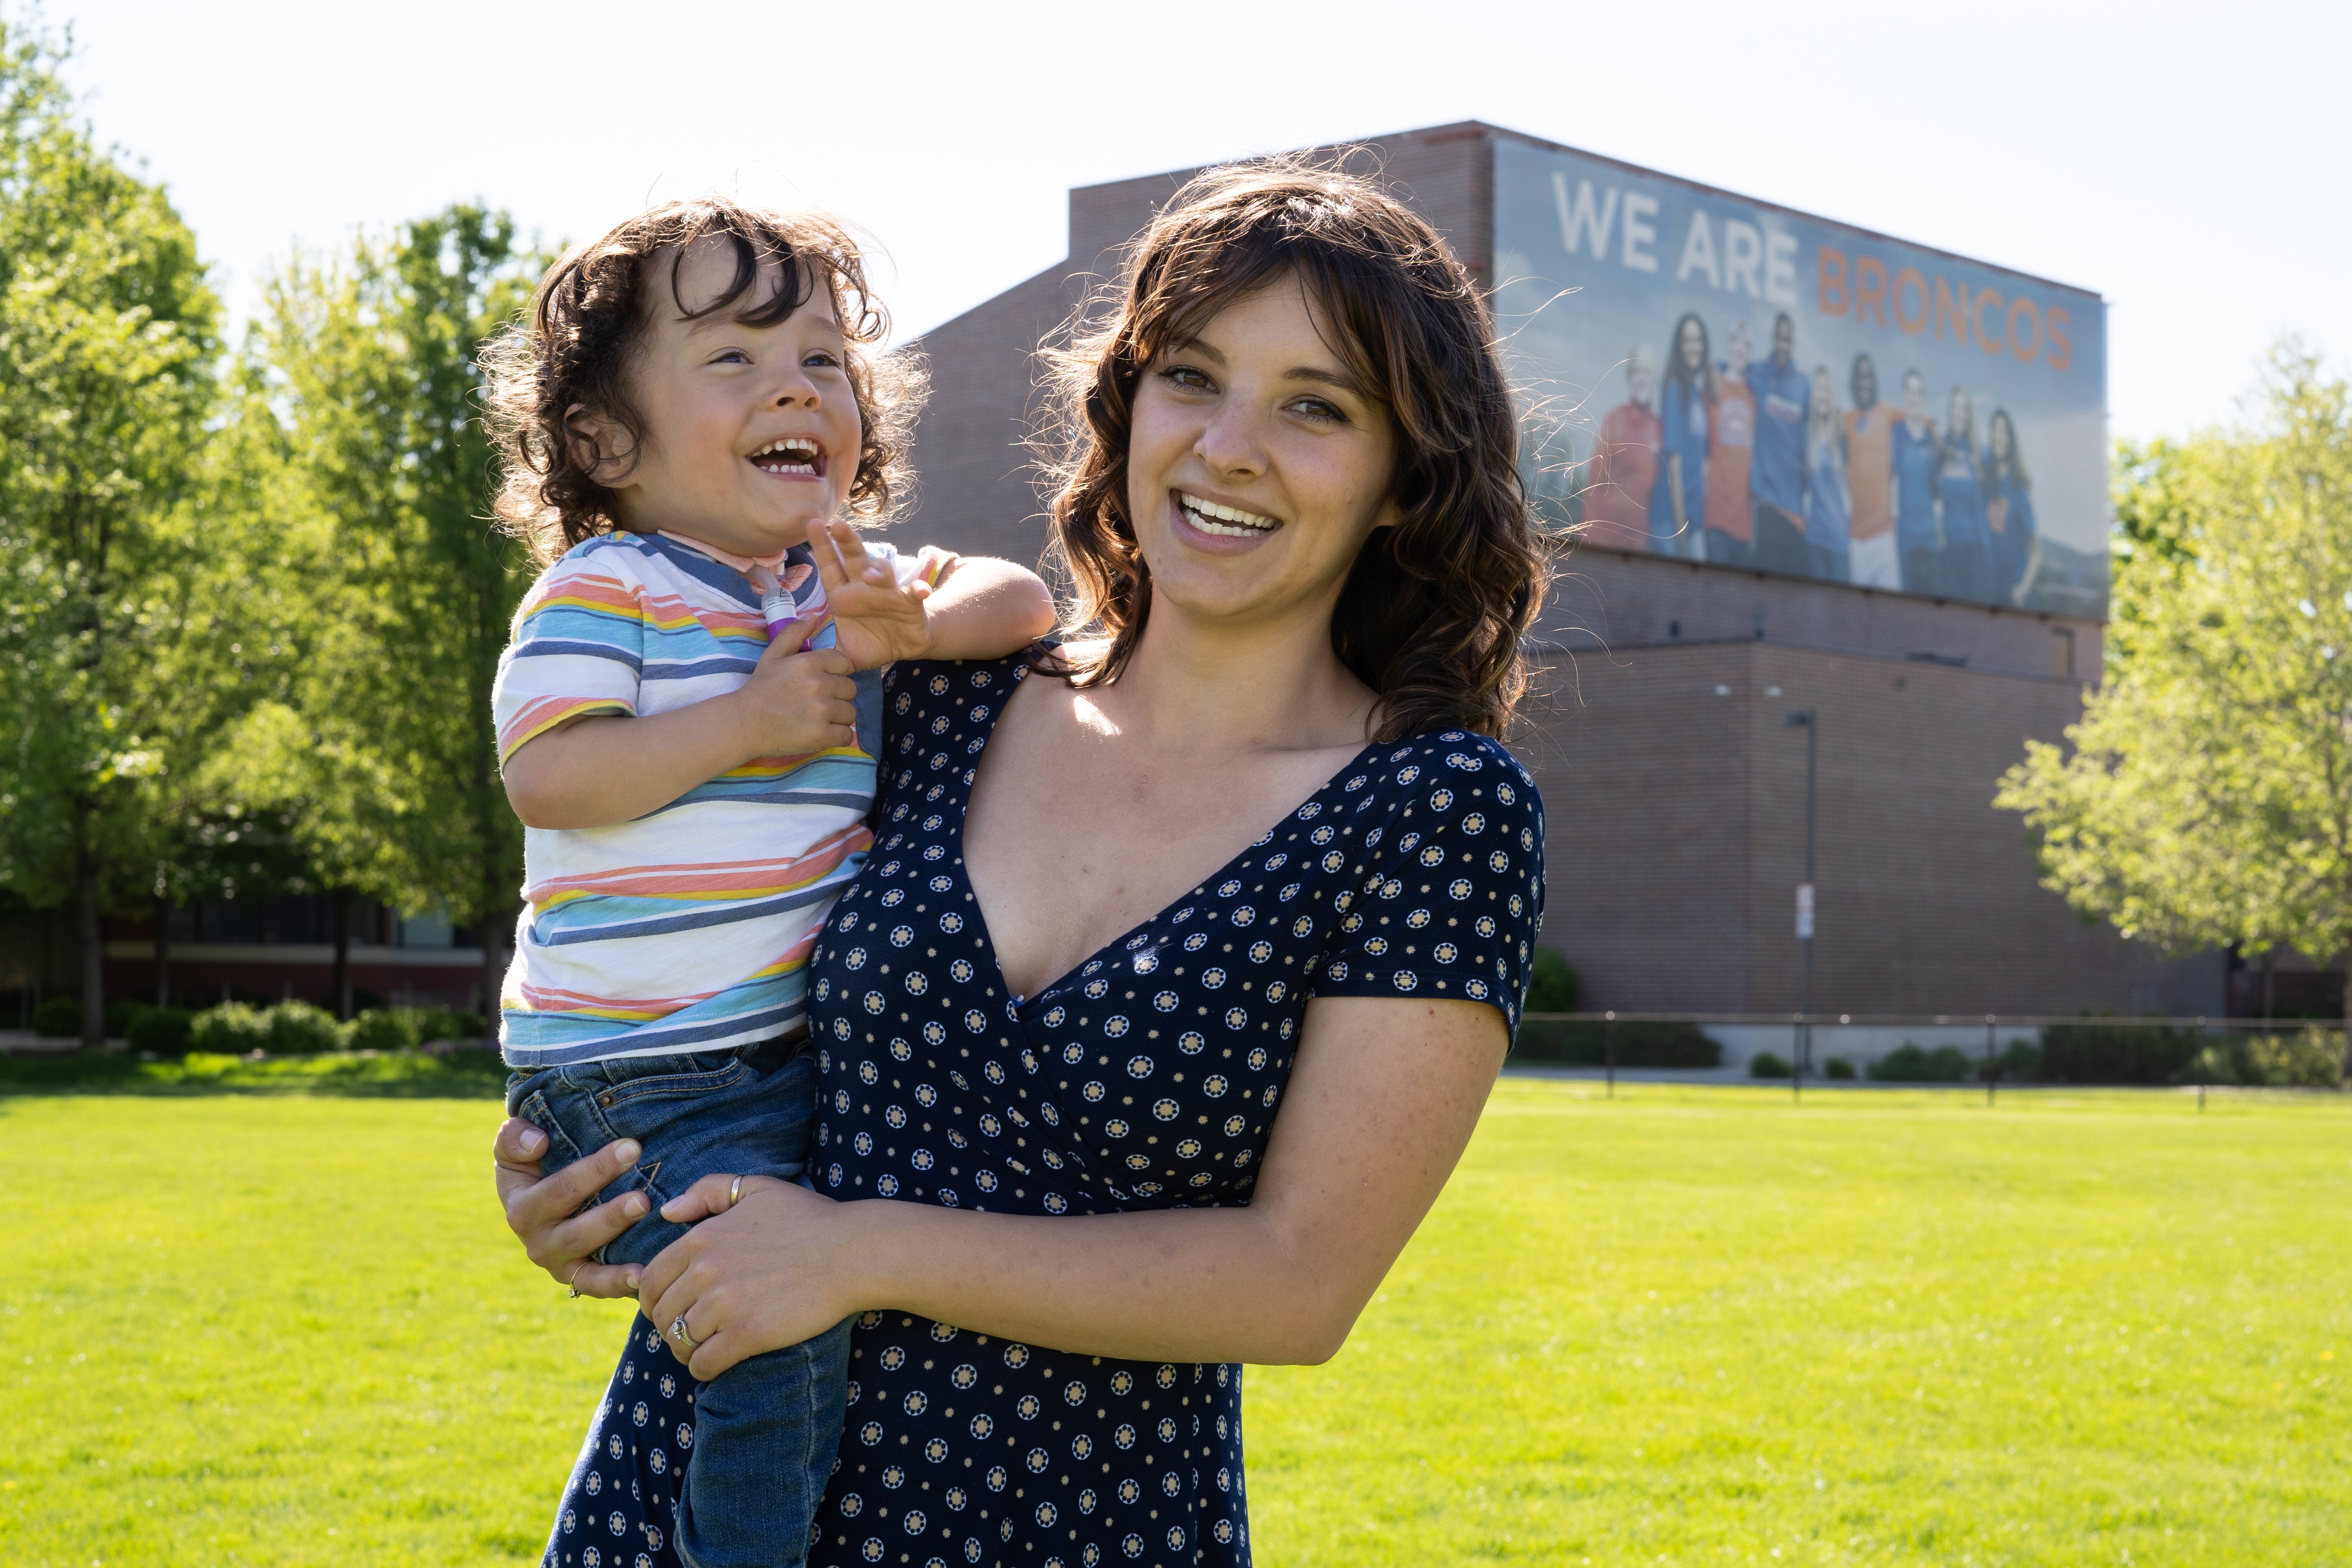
3,1081,2345,1564
1253,1081,2352,1565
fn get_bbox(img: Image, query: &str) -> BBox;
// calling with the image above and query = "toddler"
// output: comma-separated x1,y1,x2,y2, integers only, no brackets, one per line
483,197,1053,1568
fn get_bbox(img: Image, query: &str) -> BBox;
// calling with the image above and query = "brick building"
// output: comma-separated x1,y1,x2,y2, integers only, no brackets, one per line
879,119,2223,1018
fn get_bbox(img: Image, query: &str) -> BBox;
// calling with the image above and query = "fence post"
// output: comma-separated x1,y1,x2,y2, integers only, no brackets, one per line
1604,1011,1616,1101
1985,1014,1996,1108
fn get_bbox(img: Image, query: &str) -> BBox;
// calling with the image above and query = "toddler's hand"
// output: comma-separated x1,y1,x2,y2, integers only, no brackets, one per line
734,613,858,757
813,518,932,670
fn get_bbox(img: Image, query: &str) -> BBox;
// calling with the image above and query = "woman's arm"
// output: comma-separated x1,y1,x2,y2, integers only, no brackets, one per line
626,995,1507,1380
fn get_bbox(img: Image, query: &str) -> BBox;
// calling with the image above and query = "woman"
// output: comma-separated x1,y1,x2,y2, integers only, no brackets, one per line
1648,311,1713,561
496,162,1549,1568
1983,408,2036,605
1934,384,1991,603
1801,365,1850,582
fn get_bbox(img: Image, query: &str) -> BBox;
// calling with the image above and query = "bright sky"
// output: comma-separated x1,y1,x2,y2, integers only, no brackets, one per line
56,0,2347,443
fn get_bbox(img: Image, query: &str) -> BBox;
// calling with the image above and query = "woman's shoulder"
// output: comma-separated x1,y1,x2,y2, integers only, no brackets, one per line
1351,729,1543,825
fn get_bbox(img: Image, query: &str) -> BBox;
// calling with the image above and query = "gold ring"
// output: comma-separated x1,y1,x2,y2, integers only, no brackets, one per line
566,1261,588,1299
670,1315,700,1350
728,1175,744,1210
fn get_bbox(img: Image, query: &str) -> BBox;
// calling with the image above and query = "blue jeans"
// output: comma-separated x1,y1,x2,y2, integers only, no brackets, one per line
510,1037,850,1568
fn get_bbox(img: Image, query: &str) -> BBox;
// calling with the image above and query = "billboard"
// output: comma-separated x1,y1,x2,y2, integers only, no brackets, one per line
1492,138,2109,618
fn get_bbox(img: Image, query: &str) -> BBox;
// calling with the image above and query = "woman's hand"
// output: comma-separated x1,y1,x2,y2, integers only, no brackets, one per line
638,1174,865,1380
491,1116,654,1300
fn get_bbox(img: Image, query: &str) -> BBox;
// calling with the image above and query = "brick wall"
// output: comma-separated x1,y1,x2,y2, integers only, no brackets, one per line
1521,636,2220,1015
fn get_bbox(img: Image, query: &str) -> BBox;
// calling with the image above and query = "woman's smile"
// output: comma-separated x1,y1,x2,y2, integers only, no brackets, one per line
1171,488,1283,549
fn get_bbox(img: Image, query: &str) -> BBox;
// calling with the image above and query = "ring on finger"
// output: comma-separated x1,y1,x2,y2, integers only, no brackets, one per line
566,1261,588,1300
728,1175,744,1211
670,1315,701,1350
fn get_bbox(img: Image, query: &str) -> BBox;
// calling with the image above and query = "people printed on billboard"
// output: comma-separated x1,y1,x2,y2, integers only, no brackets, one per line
1748,312,1811,575
1650,311,1713,558
1703,323,1757,565
1935,384,1990,601
1581,350,1660,551
1494,140,2107,614
1802,365,1850,582
1845,354,1901,589
1984,407,2037,603
1892,369,1941,592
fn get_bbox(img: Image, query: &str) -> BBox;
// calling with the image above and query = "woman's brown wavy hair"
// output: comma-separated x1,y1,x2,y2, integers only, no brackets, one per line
1040,159,1548,742
484,197,923,565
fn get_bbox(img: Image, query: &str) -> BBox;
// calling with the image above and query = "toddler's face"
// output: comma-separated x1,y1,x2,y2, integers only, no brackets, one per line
584,238,862,558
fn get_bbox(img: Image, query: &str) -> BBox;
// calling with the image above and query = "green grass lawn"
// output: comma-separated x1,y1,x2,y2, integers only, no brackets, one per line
3,1076,2346,1565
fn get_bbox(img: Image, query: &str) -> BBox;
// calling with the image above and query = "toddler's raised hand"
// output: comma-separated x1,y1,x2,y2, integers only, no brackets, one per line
732,612,858,758
812,518,932,670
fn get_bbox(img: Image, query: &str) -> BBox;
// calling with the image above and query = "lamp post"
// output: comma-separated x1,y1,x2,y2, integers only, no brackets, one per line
1782,711,1818,1095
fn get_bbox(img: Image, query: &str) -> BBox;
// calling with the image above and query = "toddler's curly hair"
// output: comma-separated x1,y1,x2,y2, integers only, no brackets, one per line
483,196,923,565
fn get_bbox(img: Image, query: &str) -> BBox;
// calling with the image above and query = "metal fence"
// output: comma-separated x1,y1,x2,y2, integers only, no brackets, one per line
1512,1010,2347,1104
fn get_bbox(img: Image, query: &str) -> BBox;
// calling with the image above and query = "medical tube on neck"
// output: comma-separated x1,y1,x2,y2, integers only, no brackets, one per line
748,565,797,645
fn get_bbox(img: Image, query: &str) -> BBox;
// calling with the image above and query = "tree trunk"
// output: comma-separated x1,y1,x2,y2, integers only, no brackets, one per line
75,814,104,1049
154,886,171,1008
332,889,352,1021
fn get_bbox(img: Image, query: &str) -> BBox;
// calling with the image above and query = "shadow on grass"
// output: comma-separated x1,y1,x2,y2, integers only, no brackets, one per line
0,1047,506,1099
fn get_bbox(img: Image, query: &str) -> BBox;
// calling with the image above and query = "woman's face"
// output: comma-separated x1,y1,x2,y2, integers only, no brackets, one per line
1991,414,2013,461
1811,367,1834,417
1903,374,1926,420
1947,387,1971,432
1677,318,1704,371
1126,279,1399,631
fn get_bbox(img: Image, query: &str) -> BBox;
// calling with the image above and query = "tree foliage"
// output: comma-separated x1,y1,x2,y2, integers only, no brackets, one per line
0,20,219,1040
1996,344,2352,1039
204,209,539,1012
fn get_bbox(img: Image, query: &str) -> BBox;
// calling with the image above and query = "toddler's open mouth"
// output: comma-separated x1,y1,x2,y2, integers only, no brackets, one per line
750,436,826,478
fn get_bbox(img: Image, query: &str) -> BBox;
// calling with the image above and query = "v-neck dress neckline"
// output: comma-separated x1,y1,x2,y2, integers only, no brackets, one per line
948,671,1381,1017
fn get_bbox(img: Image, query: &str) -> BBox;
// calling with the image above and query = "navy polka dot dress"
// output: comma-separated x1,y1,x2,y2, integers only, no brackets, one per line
541,652,1545,1568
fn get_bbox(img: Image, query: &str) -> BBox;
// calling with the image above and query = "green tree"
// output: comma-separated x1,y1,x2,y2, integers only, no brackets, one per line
0,21,220,1045
1996,344,2352,1056
206,209,539,1019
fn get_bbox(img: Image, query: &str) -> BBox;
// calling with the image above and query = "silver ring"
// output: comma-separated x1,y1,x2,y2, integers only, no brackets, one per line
670,1315,700,1350
728,1175,744,1210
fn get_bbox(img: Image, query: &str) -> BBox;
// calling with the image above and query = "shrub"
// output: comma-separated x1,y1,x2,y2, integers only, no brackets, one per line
2040,1020,2203,1085
1999,1039,2045,1082
1749,1051,1792,1079
1523,950,1579,1013
2179,1032,2343,1089
1510,1018,1720,1068
104,998,146,1037
1823,1056,1856,1080
265,1001,349,1055
127,1007,196,1058
346,1009,426,1054
417,1008,488,1045
189,1002,270,1054
1869,1044,1973,1083
32,997,81,1037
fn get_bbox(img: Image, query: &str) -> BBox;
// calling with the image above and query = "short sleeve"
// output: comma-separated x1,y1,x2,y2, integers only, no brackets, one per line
491,551,647,766
1308,733,1547,1031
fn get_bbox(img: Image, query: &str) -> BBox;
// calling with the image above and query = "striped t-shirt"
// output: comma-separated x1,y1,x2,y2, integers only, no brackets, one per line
492,529,946,1068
